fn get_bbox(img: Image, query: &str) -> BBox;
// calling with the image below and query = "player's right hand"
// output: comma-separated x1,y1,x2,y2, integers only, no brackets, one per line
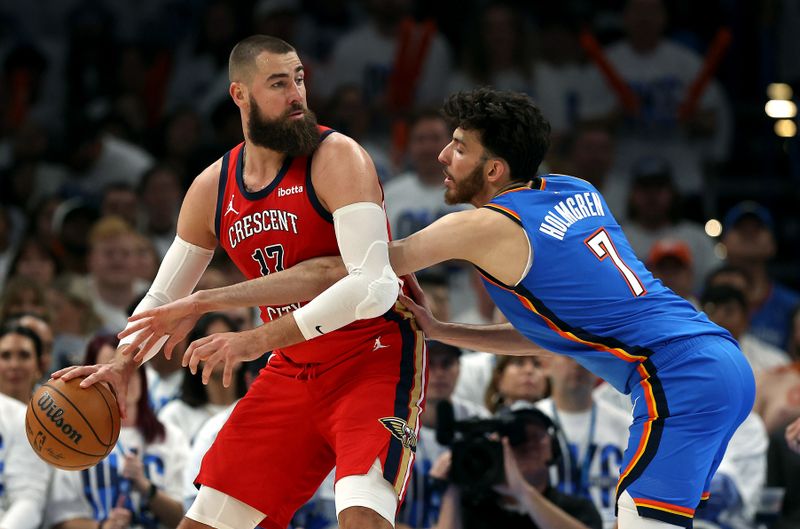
119,295,202,362
51,359,134,419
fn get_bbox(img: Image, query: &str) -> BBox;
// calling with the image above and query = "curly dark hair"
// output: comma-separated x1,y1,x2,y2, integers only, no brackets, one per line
442,88,551,182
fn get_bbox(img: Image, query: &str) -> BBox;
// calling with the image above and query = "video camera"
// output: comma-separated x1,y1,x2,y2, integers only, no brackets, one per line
435,400,558,501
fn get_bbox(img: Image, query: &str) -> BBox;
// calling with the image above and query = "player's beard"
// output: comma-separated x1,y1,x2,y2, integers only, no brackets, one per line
444,163,485,205
247,96,320,157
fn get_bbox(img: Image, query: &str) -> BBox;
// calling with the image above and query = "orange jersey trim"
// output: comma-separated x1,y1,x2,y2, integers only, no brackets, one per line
477,271,648,363
633,498,695,517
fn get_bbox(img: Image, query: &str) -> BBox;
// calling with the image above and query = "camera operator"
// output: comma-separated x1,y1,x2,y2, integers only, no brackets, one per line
432,407,602,529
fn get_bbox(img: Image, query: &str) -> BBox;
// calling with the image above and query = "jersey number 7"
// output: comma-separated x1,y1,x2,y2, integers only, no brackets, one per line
584,228,646,297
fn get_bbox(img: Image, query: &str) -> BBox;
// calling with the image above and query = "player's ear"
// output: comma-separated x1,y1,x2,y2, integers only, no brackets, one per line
229,82,246,107
485,158,508,183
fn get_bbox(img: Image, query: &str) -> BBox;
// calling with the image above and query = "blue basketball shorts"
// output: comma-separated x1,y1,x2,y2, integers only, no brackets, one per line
615,335,755,528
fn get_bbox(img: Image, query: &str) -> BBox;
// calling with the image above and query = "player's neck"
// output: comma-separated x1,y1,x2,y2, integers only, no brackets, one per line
552,389,593,413
241,141,288,192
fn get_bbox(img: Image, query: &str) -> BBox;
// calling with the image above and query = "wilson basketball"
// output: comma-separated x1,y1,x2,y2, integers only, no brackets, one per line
25,376,121,470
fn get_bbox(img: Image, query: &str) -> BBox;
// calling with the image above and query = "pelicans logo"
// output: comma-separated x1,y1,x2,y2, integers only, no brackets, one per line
379,417,417,452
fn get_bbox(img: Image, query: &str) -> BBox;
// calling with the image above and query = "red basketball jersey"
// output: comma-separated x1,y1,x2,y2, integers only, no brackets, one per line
215,127,402,364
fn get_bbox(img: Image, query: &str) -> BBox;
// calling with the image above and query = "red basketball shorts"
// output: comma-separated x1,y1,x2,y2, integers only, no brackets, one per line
195,310,427,529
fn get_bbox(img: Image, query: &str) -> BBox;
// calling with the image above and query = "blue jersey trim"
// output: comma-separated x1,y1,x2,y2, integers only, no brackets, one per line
483,203,522,225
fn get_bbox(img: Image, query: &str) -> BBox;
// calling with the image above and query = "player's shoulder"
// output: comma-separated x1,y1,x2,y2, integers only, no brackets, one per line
191,155,225,190
313,129,365,161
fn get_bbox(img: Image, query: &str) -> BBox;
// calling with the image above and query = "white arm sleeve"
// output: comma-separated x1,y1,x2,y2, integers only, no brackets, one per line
293,202,399,340
119,235,214,362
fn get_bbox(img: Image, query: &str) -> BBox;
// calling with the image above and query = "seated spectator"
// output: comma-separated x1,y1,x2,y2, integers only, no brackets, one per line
602,0,731,201
553,124,626,216
158,314,247,442
0,276,49,322
432,406,603,529
319,0,452,140
0,390,51,529
100,182,139,228
137,165,183,259
0,323,42,402
7,235,60,289
721,201,800,350
12,314,54,384
45,335,188,529
399,341,489,528
620,156,719,290
485,356,549,414
536,355,630,528
47,274,102,371
647,238,698,307
446,3,534,96
85,216,148,333
131,233,159,283
63,114,154,199
701,285,789,375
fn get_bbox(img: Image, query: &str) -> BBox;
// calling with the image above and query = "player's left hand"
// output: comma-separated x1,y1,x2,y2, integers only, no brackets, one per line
183,330,262,387
119,295,203,362
494,437,533,502
398,273,442,338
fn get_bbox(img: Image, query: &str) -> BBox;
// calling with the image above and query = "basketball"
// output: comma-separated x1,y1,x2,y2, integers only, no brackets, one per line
25,376,121,470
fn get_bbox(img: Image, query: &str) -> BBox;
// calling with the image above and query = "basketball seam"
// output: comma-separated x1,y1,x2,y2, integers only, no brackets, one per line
91,383,119,448
26,413,96,470
40,382,112,449
27,398,107,458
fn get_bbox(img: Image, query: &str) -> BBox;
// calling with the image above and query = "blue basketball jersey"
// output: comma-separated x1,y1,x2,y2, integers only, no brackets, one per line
479,175,732,394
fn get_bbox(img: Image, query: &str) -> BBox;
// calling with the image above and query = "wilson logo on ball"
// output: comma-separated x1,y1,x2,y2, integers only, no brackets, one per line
37,391,83,444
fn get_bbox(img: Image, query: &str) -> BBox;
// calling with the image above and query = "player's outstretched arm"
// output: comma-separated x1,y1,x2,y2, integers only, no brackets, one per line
121,254,348,362
54,160,222,416
400,274,545,356
182,133,400,386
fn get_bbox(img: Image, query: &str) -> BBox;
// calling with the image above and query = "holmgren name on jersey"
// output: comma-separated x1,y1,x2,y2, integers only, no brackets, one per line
539,191,605,241
228,209,299,248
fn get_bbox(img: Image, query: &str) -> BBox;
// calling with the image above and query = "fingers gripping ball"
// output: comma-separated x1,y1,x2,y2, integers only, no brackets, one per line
25,376,121,470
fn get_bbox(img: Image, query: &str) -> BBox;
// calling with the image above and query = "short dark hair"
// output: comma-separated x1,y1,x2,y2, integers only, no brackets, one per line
229,35,296,82
0,323,43,360
442,88,551,182
408,106,446,131
701,285,748,313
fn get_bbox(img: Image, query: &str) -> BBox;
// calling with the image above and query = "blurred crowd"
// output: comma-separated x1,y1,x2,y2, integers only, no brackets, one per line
0,0,799,528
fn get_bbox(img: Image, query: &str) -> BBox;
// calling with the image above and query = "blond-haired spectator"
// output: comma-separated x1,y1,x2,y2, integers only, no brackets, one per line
86,216,147,332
